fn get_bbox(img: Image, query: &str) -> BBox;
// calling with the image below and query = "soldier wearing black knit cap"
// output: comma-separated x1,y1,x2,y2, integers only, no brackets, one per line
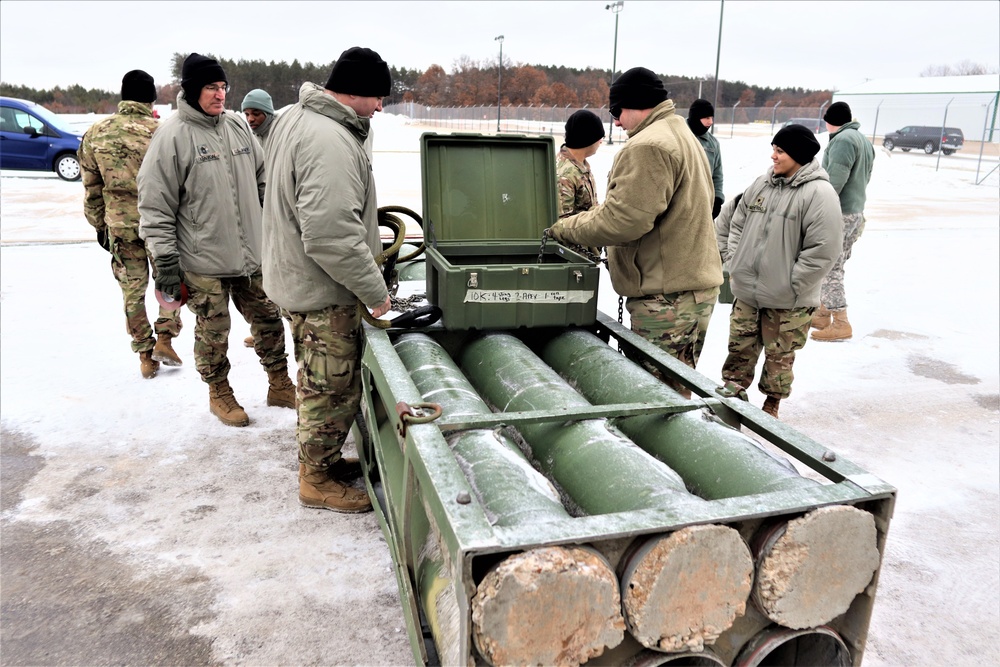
557,109,605,218
138,52,296,428
810,101,875,342
79,69,185,380
717,124,843,419
548,67,722,393
687,99,724,218
261,45,396,514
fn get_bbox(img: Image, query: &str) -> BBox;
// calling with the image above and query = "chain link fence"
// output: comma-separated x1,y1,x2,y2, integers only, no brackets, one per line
384,100,999,183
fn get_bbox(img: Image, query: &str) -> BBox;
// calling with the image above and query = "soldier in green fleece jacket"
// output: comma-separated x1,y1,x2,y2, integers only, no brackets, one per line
810,101,875,342
549,67,722,393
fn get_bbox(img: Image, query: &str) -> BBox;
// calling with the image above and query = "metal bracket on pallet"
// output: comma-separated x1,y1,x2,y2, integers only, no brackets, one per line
395,401,443,439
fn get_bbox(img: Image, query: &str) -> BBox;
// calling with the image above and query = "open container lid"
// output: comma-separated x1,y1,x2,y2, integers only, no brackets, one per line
420,133,558,244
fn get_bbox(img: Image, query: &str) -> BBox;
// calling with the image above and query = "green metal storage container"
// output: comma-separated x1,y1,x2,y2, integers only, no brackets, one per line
420,133,600,330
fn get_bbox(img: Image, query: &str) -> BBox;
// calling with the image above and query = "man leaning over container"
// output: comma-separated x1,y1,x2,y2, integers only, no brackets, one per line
138,53,295,428
547,67,723,392
262,47,393,513
79,69,183,380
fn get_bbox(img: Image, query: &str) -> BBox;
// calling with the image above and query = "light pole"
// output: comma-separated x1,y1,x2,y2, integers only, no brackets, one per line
495,35,504,133
606,1,624,144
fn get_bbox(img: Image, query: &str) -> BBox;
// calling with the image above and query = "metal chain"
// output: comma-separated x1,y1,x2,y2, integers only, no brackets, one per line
537,232,549,263
390,293,428,312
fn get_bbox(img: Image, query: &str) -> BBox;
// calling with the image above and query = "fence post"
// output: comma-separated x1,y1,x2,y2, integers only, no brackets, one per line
935,97,955,172
731,101,741,138
976,96,999,185
770,101,782,134
871,100,883,144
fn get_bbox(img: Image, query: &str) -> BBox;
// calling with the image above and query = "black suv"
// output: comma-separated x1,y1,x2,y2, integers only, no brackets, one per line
882,126,964,155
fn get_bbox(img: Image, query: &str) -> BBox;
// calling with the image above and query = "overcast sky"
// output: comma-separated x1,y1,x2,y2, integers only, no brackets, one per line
2,1,998,95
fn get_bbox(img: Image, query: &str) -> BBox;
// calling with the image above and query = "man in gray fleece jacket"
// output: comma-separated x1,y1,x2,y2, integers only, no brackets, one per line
262,47,392,514
139,53,294,428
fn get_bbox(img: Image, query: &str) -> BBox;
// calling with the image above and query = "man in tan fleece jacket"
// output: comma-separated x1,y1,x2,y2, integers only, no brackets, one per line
549,67,723,389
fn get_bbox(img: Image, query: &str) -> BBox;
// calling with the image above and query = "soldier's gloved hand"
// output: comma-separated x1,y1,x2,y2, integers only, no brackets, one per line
96,228,111,253
713,197,724,219
546,222,567,243
154,255,183,300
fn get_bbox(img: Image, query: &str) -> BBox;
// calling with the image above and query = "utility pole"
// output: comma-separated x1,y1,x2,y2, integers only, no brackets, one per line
605,1,624,144
495,35,504,133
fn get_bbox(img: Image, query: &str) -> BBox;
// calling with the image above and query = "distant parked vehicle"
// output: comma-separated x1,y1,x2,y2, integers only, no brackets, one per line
782,118,826,134
0,96,83,180
882,126,964,155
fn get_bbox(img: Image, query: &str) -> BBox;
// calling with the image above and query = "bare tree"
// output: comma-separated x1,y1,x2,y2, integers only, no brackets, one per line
921,60,997,76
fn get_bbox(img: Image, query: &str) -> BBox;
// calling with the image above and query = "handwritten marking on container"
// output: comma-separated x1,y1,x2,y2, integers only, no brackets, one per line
464,290,595,304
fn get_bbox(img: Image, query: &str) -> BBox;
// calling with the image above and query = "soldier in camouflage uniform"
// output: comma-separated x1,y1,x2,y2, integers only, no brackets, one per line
811,102,875,342
549,68,722,397
79,70,182,380
719,125,842,418
557,109,604,217
138,54,296,428
262,47,394,513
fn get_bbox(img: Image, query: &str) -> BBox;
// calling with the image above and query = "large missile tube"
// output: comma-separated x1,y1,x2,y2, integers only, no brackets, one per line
458,332,755,653
395,333,627,665
540,329,882,630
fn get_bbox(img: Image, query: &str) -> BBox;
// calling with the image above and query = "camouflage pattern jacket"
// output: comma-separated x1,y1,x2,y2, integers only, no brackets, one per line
552,100,722,298
725,159,843,310
556,145,598,217
261,82,388,312
138,91,265,277
79,100,158,242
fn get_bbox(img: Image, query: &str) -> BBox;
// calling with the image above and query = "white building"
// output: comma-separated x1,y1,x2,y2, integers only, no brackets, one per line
833,74,999,143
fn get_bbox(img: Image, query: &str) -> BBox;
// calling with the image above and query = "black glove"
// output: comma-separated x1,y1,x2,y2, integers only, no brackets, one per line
713,197,724,219
96,228,111,253
154,255,183,300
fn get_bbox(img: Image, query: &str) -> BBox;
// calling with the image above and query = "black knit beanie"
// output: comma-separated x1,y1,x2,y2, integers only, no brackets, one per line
121,70,156,104
689,98,714,121
325,46,392,97
180,53,228,103
772,124,821,166
564,109,605,148
823,101,851,126
608,67,668,114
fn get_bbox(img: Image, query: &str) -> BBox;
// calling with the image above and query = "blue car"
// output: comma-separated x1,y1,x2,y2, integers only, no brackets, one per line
0,96,82,180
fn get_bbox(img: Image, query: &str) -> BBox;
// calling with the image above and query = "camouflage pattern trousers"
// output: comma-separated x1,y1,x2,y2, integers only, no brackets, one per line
110,237,182,353
183,272,287,385
820,212,865,311
286,305,361,472
626,287,720,369
721,300,814,400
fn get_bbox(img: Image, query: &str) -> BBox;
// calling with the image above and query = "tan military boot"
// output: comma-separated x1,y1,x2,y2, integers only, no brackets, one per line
209,380,250,427
762,396,780,419
152,333,183,366
811,305,832,330
139,350,159,379
811,309,852,341
299,464,372,513
266,369,296,409
244,335,255,348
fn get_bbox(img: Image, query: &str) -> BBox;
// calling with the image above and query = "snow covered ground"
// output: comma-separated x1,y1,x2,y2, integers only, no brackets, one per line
1,113,998,665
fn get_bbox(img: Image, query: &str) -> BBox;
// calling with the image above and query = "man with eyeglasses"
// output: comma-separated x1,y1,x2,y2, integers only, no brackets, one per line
261,46,394,514
139,52,295,428
547,67,723,395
